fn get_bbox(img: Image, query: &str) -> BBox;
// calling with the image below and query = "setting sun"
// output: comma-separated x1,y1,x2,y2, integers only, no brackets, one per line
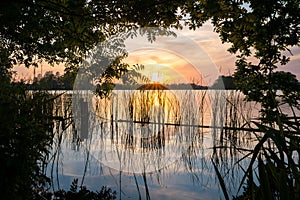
124,49,205,84
150,72,163,83
123,31,226,86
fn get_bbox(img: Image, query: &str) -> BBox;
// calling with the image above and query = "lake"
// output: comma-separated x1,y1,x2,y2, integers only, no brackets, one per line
47,89,261,199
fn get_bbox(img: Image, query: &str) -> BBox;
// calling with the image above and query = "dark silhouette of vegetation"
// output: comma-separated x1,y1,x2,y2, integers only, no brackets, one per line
184,1,300,199
28,74,210,90
28,71,76,90
26,69,211,91
0,80,55,199
184,0,300,118
211,75,236,90
1,0,300,199
0,0,183,82
0,1,185,199
37,179,116,200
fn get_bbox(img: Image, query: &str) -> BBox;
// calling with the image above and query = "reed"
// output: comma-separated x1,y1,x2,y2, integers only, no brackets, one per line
211,95,300,199
48,89,267,199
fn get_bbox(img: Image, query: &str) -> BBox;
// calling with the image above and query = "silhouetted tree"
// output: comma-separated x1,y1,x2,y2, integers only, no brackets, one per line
182,1,300,199
1,1,300,199
182,0,300,118
211,75,236,90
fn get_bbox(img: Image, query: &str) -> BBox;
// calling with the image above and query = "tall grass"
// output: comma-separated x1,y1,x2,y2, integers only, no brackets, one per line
233,114,300,199
210,92,300,199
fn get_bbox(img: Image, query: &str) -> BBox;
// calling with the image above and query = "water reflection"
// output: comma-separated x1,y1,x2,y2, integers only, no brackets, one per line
47,90,260,199
89,89,202,174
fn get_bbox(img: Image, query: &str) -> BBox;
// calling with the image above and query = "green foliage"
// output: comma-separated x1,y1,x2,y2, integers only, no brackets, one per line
184,1,300,199
0,0,183,68
1,1,300,199
213,109,300,199
0,0,186,98
96,82,116,99
0,81,55,199
182,0,300,116
184,0,300,61
234,66,300,120
0,70,117,199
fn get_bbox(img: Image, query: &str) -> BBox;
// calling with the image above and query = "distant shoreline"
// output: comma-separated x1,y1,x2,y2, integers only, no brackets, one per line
25,83,236,91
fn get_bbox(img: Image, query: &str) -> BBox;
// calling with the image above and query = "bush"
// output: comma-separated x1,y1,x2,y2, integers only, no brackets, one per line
0,82,55,199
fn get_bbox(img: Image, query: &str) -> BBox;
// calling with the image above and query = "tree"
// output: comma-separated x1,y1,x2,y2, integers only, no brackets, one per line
181,1,300,199
211,75,236,89
0,1,184,198
1,0,300,199
0,0,183,70
182,0,300,118
1,1,299,99
0,82,55,199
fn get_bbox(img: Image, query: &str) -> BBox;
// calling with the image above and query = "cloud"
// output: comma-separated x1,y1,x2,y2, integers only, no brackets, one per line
13,22,300,82
124,27,221,85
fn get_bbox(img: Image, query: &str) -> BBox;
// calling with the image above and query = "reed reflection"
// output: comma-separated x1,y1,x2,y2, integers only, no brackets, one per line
48,90,258,199
92,85,196,173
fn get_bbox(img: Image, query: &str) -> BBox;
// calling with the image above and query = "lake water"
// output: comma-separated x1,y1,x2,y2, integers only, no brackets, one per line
47,90,261,199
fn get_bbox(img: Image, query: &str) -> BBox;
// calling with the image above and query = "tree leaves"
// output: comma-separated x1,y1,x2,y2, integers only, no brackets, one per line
0,83,55,199
0,0,185,70
184,1,300,114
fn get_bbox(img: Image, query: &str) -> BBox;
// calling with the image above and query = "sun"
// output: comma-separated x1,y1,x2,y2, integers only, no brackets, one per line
150,72,163,83
124,48,206,84
137,63,186,84
136,63,171,84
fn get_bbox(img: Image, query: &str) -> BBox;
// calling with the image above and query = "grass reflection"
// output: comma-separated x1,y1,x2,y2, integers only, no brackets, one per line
48,90,258,199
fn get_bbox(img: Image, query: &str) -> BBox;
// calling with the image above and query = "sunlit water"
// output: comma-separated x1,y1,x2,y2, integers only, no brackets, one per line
47,90,261,199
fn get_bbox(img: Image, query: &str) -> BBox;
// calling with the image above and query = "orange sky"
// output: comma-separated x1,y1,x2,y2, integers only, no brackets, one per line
13,22,300,84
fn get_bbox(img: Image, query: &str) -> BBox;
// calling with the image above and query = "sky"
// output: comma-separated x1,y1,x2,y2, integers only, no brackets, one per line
13,22,300,85
123,23,235,86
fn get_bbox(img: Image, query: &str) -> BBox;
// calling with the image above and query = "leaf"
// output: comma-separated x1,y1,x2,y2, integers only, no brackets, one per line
70,178,78,193
211,158,230,200
238,130,271,193
257,157,273,199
